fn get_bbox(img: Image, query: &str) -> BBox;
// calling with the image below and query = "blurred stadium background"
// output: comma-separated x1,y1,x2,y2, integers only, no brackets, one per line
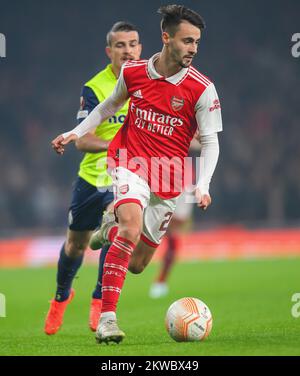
0,0,300,267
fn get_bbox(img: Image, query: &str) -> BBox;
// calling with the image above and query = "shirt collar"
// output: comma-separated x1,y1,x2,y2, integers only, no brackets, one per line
147,53,189,85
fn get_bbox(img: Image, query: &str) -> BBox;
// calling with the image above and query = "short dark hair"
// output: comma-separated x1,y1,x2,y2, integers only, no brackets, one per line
158,4,206,36
106,21,139,46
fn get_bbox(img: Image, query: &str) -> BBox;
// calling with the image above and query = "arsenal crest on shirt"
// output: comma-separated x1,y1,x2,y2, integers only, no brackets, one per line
171,96,184,111
119,184,129,194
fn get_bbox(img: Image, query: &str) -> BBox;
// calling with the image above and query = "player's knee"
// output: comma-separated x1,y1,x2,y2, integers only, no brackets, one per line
119,226,141,245
65,240,88,257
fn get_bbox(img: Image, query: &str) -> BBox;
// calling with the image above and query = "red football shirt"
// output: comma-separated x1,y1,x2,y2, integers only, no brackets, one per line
107,54,222,199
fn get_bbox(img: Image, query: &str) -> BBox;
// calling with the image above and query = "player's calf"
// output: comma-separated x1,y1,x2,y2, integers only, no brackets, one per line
128,263,145,274
65,229,91,257
128,240,157,274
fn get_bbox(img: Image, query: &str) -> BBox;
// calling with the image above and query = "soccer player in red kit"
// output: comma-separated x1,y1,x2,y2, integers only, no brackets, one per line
52,5,222,344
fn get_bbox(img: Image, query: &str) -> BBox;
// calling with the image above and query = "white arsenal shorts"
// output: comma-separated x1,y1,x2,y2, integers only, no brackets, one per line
173,189,194,221
111,167,178,247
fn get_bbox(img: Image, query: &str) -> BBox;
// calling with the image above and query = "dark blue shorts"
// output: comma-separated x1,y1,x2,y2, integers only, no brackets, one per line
68,177,114,231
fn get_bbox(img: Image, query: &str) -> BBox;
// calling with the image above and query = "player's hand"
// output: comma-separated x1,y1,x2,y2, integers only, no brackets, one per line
51,133,78,155
194,188,212,211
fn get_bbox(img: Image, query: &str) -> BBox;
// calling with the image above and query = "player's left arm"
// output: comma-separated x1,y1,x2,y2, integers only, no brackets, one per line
194,83,223,210
51,67,129,154
75,86,110,153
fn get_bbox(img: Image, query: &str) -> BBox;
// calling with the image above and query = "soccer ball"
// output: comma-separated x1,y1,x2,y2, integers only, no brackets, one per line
165,297,213,342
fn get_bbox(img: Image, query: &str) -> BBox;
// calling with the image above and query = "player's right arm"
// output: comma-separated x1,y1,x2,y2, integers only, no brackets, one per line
52,68,129,155
75,130,110,153
75,86,110,153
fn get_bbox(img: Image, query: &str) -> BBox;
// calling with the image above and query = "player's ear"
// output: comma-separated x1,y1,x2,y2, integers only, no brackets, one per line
105,46,112,59
137,43,142,59
162,32,170,45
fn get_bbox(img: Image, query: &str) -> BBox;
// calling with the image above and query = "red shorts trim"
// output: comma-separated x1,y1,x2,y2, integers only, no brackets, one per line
114,198,143,211
140,233,160,249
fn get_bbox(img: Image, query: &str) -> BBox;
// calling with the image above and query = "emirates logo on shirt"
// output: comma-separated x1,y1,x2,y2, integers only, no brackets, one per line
130,102,184,137
171,96,184,111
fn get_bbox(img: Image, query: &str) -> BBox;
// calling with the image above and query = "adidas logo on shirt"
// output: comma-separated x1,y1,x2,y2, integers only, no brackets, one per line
133,89,143,99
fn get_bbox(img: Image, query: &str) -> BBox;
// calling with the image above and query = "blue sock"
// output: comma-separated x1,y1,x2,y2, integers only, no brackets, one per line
92,244,110,299
55,243,84,302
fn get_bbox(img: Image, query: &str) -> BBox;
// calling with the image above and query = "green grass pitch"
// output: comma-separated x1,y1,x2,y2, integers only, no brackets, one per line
0,258,299,356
